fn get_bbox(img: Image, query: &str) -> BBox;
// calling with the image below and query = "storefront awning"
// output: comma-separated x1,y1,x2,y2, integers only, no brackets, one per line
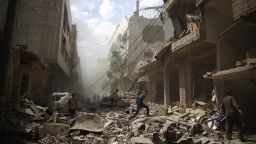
140,60,161,73
204,65,256,80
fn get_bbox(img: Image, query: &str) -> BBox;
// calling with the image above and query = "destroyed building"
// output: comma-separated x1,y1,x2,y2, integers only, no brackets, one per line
202,0,256,130
134,0,256,130
7,0,82,104
159,0,217,107
107,0,173,103
126,3,168,85
0,0,81,110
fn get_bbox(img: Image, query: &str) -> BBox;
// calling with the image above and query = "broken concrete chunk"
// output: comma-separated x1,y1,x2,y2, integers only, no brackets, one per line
131,137,153,144
198,136,212,144
104,119,114,128
132,117,149,125
44,123,69,136
70,112,104,133
167,115,180,122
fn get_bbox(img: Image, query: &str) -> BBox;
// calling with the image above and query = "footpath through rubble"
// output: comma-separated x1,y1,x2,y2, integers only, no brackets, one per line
4,92,256,144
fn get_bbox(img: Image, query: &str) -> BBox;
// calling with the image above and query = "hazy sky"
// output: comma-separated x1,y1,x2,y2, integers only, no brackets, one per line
70,0,163,84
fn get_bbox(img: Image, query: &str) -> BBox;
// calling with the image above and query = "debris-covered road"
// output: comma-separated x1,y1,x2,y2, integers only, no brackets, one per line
4,92,256,144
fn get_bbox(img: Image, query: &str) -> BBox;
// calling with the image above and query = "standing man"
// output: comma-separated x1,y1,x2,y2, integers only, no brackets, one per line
132,90,150,117
68,93,77,117
222,91,244,141
110,89,118,109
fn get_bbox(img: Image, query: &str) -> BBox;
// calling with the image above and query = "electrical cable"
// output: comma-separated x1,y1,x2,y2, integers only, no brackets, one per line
85,1,170,92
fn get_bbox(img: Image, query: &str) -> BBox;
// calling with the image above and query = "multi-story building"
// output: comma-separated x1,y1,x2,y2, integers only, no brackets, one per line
201,0,256,130
158,0,218,107
1,0,79,102
125,0,173,96
70,25,82,93
156,0,256,130
126,7,165,81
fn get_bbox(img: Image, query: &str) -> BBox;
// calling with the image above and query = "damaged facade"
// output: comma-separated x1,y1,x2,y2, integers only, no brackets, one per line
107,0,173,102
202,0,256,130
0,0,81,118
119,0,256,131
16,0,81,103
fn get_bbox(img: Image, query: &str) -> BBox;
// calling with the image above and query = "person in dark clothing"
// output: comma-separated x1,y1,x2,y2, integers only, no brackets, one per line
132,90,150,117
68,93,77,117
110,89,118,109
222,91,244,141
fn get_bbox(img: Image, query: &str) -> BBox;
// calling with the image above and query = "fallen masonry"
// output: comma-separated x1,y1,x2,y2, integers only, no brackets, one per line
4,92,256,144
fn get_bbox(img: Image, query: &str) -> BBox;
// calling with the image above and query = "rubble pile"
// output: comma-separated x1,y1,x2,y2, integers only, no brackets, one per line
6,94,225,144
5,99,49,140
66,95,221,144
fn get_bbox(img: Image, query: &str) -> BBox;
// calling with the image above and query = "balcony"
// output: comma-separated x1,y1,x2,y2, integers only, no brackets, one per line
232,0,256,21
172,28,209,50
170,28,216,58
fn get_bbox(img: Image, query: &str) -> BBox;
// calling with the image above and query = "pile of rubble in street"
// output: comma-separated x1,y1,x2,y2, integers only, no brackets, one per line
5,93,251,144
67,102,220,144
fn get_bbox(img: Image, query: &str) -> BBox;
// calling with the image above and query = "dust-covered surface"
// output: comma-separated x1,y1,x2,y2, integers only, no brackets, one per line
4,92,256,144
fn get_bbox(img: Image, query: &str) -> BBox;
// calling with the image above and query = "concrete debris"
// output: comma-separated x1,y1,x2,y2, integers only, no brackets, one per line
5,99,49,140
8,93,251,144
70,112,104,133
43,123,69,136
131,137,153,144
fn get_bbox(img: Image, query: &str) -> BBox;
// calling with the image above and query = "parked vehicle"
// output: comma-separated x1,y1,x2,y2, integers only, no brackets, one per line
49,92,72,110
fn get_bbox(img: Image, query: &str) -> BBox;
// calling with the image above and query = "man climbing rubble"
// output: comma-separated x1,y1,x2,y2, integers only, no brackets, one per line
132,90,150,117
221,90,244,141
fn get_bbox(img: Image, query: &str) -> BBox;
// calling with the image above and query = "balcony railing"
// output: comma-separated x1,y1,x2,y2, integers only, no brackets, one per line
171,28,206,52
232,0,256,20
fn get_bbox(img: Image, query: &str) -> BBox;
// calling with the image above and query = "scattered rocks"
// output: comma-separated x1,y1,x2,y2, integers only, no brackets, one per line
9,94,239,144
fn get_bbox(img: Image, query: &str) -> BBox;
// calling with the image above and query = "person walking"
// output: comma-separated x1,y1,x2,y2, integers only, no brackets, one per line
68,93,77,117
221,90,244,141
132,90,150,117
110,89,118,109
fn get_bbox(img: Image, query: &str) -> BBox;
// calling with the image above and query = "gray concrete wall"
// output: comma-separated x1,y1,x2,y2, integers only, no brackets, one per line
12,0,73,78
162,18,174,42
13,0,62,61
217,27,256,70
147,71,164,104
204,0,233,43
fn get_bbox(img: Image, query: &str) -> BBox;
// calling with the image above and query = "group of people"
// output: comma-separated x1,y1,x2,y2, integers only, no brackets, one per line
114,89,245,141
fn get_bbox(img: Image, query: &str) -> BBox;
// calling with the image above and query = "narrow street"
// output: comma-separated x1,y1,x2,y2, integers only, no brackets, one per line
1,0,256,143
4,92,256,143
